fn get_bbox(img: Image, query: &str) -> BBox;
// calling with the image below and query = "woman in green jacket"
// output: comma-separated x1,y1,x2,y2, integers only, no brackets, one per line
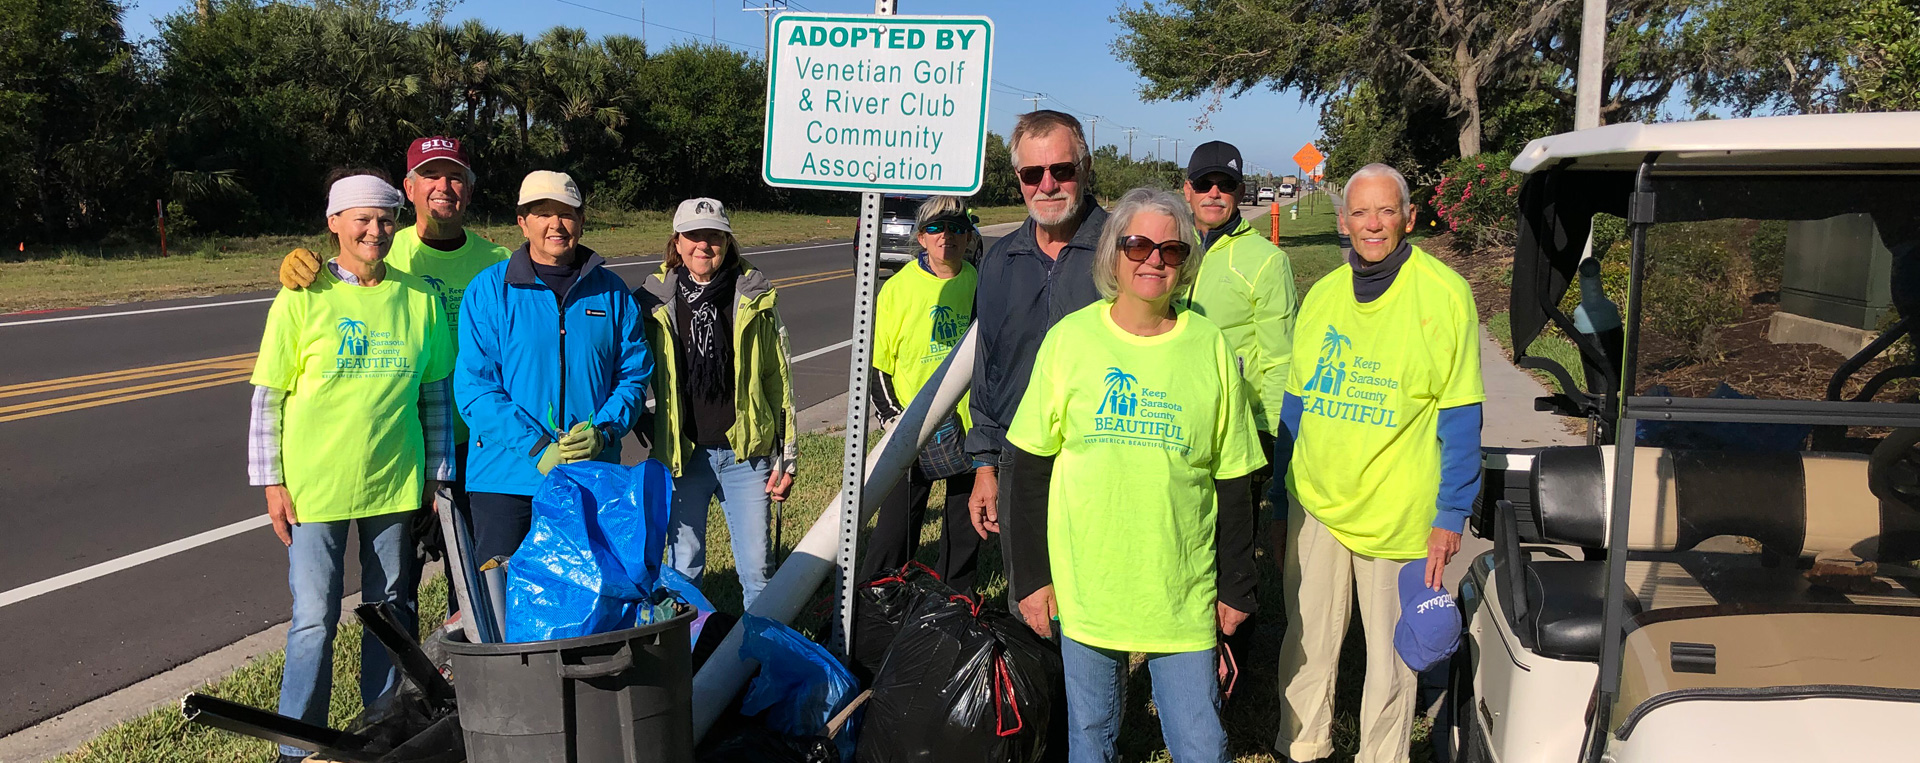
637,198,797,609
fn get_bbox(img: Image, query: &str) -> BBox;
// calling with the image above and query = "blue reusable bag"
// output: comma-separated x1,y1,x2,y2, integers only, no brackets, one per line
739,615,861,761
505,459,673,642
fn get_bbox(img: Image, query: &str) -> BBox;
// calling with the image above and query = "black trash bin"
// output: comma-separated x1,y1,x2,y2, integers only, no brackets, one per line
439,606,696,763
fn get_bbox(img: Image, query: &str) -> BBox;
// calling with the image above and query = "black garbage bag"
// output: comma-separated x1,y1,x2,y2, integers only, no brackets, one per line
852,561,956,684
698,720,838,763
856,594,1063,763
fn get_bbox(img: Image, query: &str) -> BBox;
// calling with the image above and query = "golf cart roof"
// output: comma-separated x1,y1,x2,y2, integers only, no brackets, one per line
1511,112,1920,173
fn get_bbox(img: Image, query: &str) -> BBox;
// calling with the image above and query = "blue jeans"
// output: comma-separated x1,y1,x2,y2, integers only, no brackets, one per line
278,513,414,757
666,446,773,609
1061,636,1226,763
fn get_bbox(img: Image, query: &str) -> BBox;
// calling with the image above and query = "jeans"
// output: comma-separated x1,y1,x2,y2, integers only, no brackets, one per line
858,468,980,593
1061,636,1226,763
667,446,774,609
278,513,414,757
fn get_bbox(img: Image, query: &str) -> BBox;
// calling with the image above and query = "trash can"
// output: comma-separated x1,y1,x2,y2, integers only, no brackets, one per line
439,605,696,763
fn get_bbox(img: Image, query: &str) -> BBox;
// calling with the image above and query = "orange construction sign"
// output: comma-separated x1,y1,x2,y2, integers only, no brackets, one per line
1292,143,1325,174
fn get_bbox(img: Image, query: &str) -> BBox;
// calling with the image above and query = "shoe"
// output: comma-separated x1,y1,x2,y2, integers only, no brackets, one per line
277,754,309,763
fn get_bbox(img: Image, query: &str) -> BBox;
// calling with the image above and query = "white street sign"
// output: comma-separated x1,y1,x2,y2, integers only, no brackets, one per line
762,13,994,195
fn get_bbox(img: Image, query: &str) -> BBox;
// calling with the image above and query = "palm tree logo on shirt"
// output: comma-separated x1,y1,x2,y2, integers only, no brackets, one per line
1098,366,1139,416
928,304,962,344
1308,325,1351,395
421,275,445,293
336,317,369,356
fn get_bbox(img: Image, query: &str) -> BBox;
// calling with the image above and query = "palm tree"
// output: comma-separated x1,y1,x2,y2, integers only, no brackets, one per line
337,317,368,355
1320,325,1351,360
1099,367,1137,415
929,304,957,340
421,275,445,292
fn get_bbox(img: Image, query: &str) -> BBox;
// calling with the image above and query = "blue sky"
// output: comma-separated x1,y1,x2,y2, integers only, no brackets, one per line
121,0,1324,177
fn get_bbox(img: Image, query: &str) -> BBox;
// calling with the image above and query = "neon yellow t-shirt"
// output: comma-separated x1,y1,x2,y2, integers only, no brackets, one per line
1285,246,1484,559
252,269,456,523
1007,303,1265,653
873,260,976,429
385,226,509,440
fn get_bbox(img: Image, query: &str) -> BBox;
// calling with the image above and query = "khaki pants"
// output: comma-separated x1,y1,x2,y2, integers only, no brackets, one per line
1274,499,1418,763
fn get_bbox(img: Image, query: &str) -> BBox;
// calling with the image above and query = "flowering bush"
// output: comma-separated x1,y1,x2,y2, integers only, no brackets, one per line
1430,151,1520,250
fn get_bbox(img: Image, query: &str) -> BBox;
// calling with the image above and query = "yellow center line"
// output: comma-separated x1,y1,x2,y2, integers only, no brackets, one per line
0,365,257,416
0,352,258,399
0,369,256,423
772,269,854,289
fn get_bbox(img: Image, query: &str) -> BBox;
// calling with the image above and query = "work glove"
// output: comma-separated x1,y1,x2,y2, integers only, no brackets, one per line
557,421,604,463
535,441,565,474
279,247,322,289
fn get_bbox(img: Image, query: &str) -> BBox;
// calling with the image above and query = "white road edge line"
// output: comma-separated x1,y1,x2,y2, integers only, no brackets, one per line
0,515,272,610
793,339,853,363
0,241,853,328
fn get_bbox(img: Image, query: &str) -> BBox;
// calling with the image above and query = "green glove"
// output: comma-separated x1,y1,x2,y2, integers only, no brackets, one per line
535,441,565,474
557,421,604,462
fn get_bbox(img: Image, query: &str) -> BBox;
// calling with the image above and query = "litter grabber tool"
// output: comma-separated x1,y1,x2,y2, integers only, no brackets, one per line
355,601,456,712
181,693,380,762
433,486,487,645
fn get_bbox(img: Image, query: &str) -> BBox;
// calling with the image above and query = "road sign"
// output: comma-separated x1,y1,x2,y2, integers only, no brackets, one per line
1292,143,1325,174
762,13,995,195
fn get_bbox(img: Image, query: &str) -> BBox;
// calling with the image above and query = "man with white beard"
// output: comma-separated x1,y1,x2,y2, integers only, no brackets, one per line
963,110,1106,600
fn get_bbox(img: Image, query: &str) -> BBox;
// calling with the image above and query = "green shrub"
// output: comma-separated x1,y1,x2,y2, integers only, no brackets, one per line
1431,152,1521,250
1643,223,1749,361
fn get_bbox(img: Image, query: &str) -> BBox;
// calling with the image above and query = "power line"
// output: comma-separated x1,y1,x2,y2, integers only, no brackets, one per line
551,0,765,51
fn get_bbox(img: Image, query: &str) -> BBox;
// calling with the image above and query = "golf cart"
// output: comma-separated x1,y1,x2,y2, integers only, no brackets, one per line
1443,112,1920,762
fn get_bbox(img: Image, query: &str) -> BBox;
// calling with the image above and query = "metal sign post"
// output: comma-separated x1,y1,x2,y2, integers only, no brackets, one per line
758,0,993,655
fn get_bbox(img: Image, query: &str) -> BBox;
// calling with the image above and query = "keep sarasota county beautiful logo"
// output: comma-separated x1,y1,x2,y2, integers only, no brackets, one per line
330,316,415,379
1301,325,1400,428
923,303,966,359
1088,366,1189,455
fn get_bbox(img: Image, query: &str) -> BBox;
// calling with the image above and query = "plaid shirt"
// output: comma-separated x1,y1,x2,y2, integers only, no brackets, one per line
247,260,455,486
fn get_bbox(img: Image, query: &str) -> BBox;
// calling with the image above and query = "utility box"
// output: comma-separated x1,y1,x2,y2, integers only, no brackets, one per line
1779,214,1893,331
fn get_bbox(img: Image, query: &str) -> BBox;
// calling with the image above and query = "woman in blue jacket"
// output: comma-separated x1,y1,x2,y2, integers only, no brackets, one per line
454,171,654,562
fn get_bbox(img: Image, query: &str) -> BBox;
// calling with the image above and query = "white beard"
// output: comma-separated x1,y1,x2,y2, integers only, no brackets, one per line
1028,191,1081,227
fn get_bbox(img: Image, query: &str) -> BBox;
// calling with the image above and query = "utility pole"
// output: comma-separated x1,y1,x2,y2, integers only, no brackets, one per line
1172,138,1182,165
1124,128,1138,161
742,0,788,65
1575,0,1606,130
1022,93,1046,112
1153,136,1164,163
1088,117,1099,151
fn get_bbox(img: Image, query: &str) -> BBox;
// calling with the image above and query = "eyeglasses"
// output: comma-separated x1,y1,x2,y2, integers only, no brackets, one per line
1190,177,1240,194
1016,162,1078,186
1116,235,1191,267
919,220,973,235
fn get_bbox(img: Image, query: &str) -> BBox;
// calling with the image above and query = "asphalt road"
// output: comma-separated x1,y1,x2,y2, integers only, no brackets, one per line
0,235,924,736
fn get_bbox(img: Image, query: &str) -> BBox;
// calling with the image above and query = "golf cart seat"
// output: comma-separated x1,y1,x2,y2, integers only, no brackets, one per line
1494,445,1920,662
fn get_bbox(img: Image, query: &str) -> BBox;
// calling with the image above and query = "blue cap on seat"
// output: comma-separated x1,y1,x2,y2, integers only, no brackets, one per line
1394,562,1462,673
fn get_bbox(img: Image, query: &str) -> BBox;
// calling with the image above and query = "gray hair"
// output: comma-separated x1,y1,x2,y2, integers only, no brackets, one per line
406,167,479,187
1093,188,1200,300
1008,109,1091,172
914,195,967,227
1343,163,1411,211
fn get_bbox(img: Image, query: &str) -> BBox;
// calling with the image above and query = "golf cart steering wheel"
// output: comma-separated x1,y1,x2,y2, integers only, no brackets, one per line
1869,428,1920,511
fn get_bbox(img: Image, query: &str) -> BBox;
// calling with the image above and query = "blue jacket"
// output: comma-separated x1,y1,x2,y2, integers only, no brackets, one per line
455,245,653,495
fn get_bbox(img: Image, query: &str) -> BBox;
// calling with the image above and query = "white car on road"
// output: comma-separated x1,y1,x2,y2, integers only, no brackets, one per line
1256,187,1275,203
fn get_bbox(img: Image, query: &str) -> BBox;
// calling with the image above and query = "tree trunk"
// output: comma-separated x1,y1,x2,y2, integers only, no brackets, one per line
196,0,209,22
1458,90,1482,156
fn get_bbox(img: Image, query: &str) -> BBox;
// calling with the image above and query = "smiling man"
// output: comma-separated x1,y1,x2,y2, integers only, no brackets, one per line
452,171,653,563
1270,164,1484,763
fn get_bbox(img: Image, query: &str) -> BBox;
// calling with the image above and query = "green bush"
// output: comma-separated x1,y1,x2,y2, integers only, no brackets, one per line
1432,152,1521,250
1643,223,1749,361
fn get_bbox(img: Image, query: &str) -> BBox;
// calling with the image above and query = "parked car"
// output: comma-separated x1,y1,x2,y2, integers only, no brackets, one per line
1279,182,1297,198
1256,186,1275,203
1442,112,1920,763
879,194,926,268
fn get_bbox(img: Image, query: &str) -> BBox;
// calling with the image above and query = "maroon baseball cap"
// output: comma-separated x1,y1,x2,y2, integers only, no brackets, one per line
407,136,469,174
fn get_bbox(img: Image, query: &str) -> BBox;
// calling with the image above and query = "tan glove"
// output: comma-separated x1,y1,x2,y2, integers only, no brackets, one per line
279,247,323,290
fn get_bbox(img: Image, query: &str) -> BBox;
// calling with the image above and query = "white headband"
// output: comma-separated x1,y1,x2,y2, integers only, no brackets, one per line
326,175,404,217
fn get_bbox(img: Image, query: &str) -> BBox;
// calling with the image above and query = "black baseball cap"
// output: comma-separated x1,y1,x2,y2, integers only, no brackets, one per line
1186,141,1244,185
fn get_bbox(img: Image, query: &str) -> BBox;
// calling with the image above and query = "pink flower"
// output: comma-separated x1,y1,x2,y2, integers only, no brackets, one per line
1476,163,1486,170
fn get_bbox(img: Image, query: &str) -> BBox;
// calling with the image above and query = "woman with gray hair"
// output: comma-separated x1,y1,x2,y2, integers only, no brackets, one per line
1002,187,1265,762
858,195,982,592
248,168,456,763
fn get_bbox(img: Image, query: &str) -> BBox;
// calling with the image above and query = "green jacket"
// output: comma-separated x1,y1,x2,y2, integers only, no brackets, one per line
1177,217,1299,433
636,261,799,478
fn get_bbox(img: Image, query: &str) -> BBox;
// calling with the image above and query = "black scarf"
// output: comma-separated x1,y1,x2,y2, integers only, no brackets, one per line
1347,240,1413,303
674,264,738,403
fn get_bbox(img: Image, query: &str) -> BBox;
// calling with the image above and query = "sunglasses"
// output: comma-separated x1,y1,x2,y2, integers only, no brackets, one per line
1191,177,1240,194
919,220,973,235
1117,235,1191,267
1016,162,1078,186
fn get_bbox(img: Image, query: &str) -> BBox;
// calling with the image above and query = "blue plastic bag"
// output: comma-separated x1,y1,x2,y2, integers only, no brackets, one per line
505,460,672,642
739,615,861,761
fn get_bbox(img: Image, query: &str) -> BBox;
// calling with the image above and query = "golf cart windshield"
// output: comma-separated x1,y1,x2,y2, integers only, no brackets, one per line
1496,114,1920,758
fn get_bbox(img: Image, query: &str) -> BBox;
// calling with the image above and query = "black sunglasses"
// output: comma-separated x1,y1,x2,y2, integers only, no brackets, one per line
919,220,973,235
1191,177,1240,194
1016,162,1078,185
1116,235,1191,267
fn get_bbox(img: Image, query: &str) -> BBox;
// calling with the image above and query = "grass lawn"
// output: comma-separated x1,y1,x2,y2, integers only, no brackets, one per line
1247,195,1347,296
0,206,1028,314
59,429,1426,763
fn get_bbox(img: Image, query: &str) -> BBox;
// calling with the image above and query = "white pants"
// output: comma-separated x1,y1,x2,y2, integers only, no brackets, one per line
1274,499,1418,763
